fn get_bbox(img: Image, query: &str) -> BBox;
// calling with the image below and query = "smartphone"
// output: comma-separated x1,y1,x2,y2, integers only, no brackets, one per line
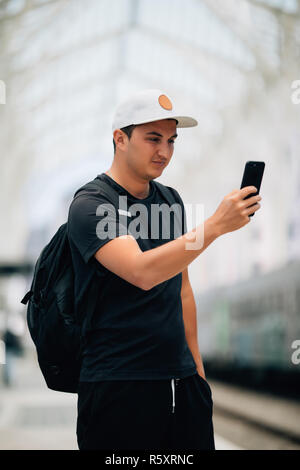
240,161,265,216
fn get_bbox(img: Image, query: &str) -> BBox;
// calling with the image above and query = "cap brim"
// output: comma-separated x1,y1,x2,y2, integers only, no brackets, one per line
173,116,198,128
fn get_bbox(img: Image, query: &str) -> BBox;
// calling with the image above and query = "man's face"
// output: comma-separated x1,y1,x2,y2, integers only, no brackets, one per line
124,119,178,180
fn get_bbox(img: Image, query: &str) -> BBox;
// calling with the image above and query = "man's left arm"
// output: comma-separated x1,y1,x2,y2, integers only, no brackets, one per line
181,267,206,379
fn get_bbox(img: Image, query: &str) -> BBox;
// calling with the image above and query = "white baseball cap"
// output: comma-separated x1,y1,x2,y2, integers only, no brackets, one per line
112,89,198,133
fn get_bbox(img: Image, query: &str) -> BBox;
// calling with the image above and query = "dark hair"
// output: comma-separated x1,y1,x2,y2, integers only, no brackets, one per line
113,124,137,154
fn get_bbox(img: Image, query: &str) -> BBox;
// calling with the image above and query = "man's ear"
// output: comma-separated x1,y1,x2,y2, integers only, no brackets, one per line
113,129,128,152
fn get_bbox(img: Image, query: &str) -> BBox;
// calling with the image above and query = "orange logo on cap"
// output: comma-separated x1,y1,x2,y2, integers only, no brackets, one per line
158,94,172,110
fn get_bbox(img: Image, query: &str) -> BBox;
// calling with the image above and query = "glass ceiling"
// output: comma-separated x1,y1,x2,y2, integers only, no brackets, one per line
0,0,300,277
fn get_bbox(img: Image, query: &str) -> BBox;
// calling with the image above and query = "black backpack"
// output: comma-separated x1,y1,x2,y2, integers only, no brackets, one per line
21,175,177,393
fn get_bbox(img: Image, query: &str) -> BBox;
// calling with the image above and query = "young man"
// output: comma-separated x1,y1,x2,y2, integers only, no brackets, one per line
67,89,262,450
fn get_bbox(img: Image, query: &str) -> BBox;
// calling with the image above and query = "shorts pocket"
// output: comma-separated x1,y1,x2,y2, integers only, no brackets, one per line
195,374,213,401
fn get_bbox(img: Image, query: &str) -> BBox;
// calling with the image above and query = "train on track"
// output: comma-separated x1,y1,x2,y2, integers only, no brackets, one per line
196,260,300,398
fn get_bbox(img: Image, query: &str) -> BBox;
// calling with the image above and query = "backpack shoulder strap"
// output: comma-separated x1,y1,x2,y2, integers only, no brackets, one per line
153,180,179,207
72,176,120,208
154,182,187,236
70,177,121,332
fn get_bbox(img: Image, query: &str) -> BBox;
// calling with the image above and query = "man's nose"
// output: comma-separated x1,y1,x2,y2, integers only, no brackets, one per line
157,142,171,159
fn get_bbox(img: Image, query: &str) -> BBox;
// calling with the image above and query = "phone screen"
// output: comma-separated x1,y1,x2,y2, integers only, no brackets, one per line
240,161,265,216
240,161,265,196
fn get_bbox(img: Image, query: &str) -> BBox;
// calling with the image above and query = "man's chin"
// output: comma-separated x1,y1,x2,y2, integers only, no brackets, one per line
149,171,163,181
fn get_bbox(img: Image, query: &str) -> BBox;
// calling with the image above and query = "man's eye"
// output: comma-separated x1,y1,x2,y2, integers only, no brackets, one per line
148,138,175,144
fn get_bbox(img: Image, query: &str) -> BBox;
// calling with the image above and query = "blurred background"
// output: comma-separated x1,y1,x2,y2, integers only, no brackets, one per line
0,0,300,450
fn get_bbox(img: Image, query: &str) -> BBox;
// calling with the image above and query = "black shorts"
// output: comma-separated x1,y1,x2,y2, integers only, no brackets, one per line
77,373,215,450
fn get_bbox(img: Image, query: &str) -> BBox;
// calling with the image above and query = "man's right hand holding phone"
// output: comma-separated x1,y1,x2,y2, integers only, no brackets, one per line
210,186,262,236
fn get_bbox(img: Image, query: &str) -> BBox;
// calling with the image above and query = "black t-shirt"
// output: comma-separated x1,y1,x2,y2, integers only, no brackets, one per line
67,172,197,381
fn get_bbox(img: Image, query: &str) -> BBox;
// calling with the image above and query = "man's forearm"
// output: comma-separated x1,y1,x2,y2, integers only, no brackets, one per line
138,217,220,290
181,289,206,378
